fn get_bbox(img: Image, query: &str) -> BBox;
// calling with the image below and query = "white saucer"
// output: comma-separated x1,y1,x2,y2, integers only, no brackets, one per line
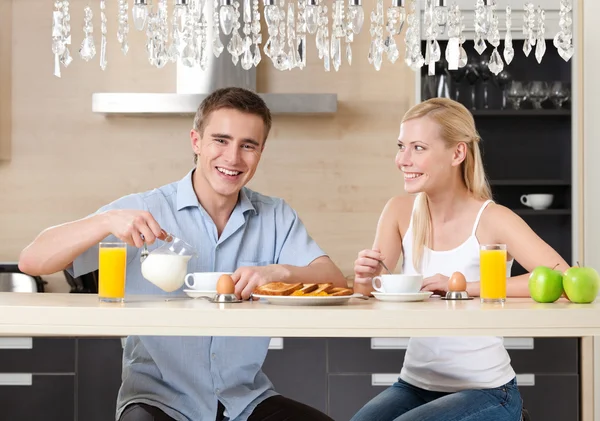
184,289,217,299
372,291,433,302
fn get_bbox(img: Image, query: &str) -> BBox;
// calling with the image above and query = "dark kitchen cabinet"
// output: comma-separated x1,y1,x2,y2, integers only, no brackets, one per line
77,338,123,421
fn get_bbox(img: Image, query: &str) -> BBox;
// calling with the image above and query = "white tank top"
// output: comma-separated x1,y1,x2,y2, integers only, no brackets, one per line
399,199,516,392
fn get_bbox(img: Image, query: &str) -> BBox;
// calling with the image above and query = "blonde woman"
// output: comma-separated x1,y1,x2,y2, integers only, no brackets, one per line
351,98,569,421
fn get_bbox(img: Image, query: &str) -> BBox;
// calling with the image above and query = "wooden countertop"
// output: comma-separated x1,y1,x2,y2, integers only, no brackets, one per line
1,292,599,338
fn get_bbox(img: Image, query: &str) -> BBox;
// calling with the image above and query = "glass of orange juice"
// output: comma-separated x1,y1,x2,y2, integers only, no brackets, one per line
480,244,507,303
98,242,127,302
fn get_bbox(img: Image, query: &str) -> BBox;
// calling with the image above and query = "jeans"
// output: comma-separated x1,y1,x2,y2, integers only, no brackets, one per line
350,377,523,421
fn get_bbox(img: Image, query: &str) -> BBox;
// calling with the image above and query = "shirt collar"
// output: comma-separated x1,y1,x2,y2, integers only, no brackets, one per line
176,169,257,215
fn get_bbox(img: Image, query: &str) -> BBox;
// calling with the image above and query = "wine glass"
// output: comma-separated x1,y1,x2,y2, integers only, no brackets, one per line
506,81,527,110
527,81,549,109
549,81,570,109
464,56,480,110
494,69,512,110
478,54,491,109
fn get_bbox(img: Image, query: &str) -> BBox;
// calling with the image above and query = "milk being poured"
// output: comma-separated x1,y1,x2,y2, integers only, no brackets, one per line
141,253,191,292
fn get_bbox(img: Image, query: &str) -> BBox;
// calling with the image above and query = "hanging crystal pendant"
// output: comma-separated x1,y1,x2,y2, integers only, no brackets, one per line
79,6,96,61
252,0,263,66
535,7,546,63
227,1,244,65
213,0,225,57
117,0,129,54
522,2,535,57
52,2,65,77
100,0,108,70
473,0,487,54
554,0,573,61
503,5,513,64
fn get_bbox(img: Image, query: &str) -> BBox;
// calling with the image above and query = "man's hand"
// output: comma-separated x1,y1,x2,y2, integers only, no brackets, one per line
105,210,166,248
231,265,291,300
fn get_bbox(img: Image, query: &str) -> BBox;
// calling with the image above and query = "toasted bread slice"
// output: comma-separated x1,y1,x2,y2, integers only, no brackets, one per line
290,284,319,296
329,287,354,296
253,282,303,296
311,283,334,295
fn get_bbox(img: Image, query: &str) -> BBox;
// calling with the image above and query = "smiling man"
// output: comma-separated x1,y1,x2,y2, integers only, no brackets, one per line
18,87,346,421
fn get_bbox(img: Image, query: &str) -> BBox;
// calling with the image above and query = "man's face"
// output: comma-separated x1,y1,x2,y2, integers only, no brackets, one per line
191,108,266,200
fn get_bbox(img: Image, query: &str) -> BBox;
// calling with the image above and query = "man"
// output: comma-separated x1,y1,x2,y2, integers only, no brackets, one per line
18,87,346,421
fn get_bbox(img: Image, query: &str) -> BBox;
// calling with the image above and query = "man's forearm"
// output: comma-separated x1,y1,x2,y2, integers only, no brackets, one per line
19,213,111,276
279,257,348,287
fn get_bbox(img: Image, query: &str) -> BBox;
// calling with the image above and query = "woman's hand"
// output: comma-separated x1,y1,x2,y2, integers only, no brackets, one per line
421,273,450,295
353,249,384,288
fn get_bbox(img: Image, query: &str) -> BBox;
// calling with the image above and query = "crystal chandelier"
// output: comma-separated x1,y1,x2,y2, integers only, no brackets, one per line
51,0,574,78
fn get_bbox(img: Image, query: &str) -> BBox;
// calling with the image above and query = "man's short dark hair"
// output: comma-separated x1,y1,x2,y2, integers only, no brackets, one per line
193,87,272,164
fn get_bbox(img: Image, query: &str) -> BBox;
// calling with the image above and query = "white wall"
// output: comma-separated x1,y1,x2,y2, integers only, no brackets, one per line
582,0,600,419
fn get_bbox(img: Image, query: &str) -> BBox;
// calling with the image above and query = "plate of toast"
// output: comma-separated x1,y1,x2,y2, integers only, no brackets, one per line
252,282,362,306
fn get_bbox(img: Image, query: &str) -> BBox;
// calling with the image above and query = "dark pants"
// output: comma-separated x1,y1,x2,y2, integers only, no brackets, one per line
119,396,334,421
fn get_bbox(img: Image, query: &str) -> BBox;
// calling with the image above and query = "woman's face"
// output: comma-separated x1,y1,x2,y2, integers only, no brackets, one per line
395,116,465,195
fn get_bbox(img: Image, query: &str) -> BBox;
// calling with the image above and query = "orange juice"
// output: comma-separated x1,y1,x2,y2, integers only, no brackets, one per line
98,243,127,302
480,245,507,303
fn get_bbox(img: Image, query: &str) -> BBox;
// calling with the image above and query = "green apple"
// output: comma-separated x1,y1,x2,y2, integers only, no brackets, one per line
528,265,564,303
563,265,600,304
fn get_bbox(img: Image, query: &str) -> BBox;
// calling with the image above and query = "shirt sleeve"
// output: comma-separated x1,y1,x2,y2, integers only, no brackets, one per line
67,194,147,279
274,199,327,267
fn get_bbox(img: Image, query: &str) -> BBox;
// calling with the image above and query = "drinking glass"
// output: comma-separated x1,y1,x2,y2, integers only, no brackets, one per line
506,81,526,110
549,81,570,109
98,242,127,302
480,244,507,303
527,81,549,109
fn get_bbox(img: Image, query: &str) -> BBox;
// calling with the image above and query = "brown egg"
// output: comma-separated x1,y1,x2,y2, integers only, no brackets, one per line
448,272,467,292
216,274,235,294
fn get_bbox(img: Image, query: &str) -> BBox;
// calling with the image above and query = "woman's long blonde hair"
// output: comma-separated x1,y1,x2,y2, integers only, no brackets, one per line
403,98,492,271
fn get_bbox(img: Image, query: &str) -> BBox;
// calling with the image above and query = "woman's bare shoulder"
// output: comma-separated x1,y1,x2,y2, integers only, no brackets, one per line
382,195,415,232
478,201,522,237
384,194,416,214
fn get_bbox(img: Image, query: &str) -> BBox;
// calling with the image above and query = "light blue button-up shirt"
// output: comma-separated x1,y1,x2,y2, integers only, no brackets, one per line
69,169,326,421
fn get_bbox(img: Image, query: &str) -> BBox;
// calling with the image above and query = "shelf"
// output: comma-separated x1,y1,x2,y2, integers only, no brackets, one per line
514,209,571,216
471,109,571,117
489,179,571,186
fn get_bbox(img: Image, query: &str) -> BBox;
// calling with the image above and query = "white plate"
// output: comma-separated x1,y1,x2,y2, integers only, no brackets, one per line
252,293,364,306
184,289,217,299
372,291,433,302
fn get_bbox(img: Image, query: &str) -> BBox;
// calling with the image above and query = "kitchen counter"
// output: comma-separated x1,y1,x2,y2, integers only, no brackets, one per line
1,292,600,338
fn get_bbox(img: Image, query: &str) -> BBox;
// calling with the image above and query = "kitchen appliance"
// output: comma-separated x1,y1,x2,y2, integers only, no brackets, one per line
0,263,46,293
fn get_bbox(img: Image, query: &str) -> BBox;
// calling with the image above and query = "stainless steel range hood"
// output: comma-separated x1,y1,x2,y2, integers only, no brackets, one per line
92,9,337,116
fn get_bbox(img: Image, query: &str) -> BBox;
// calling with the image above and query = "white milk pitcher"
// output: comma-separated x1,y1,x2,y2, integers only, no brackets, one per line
141,235,197,292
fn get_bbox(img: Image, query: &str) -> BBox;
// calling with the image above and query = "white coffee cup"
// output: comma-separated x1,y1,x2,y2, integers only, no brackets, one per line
184,272,232,291
372,274,423,294
520,194,553,210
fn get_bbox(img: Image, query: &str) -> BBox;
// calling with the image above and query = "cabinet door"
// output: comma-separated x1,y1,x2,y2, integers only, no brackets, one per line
519,374,579,421
77,338,123,421
0,374,75,420
507,337,579,374
327,338,406,374
262,338,328,414
0,337,75,373
328,374,385,421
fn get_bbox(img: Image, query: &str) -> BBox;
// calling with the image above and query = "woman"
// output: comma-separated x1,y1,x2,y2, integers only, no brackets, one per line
351,98,569,421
